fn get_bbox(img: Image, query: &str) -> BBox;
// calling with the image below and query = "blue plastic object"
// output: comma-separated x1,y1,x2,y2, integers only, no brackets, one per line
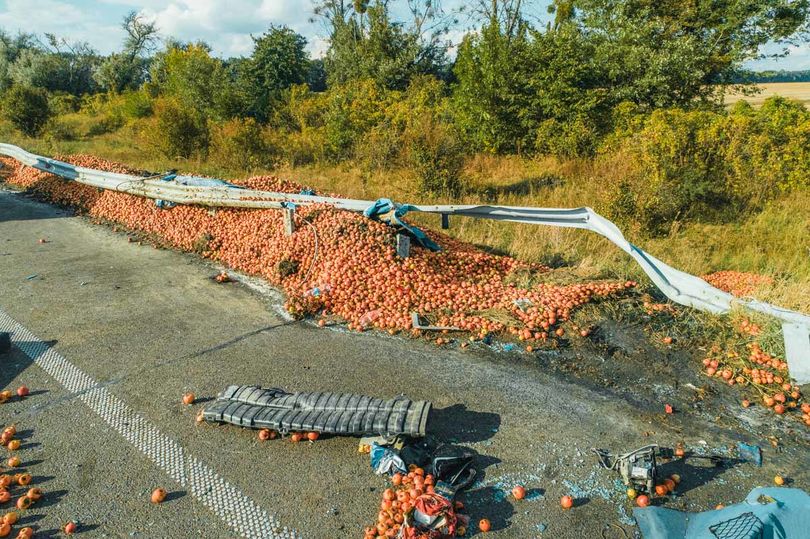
634,487,810,539
370,443,407,475
364,198,441,251
737,442,762,467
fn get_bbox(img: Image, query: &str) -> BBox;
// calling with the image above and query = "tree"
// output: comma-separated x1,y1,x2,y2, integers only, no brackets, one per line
239,26,310,121
452,10,534,153
0,31,38,91
564,0,810,108
94,11,158,92
149,43,242,120
9,35,99,95
317,0,448,89
2,85,51,136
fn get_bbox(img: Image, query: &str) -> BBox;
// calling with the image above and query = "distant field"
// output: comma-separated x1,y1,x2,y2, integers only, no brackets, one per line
725,82,810,107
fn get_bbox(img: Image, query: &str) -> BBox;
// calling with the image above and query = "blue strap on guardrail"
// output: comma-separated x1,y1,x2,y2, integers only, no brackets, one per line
364,198,441,252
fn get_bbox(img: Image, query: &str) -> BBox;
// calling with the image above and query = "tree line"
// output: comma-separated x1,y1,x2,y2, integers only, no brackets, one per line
1,1,809,231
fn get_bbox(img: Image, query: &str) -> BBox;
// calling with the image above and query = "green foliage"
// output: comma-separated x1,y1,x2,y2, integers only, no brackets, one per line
323,79,394,160
8,46,99,95
625,109,730,233
405,115,464,195
118,89,153,119
266,84,329,166
2,85,51,136
43,116,79,141
567,0,810,108
150,44,242,121
323,1,446,90
86,113,124,137
453,22,534,154
606,96,810,234
143,98,209,159
535,115,599,159
94,11,158,93
94,53,149,93
721,97,810,202
239,26,310,121
209,118,272,171
49,93,82,115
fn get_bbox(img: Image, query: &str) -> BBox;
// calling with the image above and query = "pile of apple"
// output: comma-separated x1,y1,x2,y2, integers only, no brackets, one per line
702,270,773,298
701,333,807,427
362,468,470,539
1,156,633,338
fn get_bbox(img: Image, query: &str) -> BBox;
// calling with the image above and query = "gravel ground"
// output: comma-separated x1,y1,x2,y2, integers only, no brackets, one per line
0,187,807,538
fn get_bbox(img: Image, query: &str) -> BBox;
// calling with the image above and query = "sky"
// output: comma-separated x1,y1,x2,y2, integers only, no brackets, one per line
1,0,808,71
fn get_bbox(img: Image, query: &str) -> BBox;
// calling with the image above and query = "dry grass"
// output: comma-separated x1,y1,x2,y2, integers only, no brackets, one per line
724,82,810,108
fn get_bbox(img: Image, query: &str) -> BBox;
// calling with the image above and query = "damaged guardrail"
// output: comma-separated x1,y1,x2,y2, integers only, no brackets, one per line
1,142,808,382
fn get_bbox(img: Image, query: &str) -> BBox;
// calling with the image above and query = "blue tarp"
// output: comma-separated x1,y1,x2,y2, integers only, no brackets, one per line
634,487,810,539
364,198,441,251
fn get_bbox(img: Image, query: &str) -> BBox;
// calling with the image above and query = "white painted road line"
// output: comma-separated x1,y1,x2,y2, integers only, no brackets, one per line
0,308,299,539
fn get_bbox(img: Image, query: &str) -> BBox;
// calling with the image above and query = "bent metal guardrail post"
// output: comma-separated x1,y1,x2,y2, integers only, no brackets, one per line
1,143,808,383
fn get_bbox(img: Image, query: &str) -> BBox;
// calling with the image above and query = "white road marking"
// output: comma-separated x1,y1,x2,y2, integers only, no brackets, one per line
0,309,299,538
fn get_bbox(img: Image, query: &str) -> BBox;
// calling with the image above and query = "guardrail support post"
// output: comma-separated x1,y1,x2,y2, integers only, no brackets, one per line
441,214,449,229
396,233,411,258
283,207,295,236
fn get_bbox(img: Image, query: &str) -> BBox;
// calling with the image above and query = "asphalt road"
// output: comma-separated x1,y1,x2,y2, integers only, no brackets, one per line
1,187,807,538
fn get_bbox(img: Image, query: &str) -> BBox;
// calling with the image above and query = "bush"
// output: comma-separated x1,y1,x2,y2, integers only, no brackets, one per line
86,113,124,136
142,98,209,159
323,79,393,161
604,96,810,235
49,93,82,115
722,96,810,204
535,115,599,158
265,128,325,167
43,116,80,141
209,118,271,171
355,121,401,170
2,85,51,136
119,90,154,119
404,116,464,195
607,108,730,233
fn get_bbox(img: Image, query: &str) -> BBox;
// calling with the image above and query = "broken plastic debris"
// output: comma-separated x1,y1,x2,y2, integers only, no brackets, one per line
370,443,407,476
736,442,762,467
634,487,810,539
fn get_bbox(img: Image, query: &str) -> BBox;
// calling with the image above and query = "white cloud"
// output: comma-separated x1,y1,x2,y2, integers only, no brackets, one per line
138,0,321,57
0,0,123,52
